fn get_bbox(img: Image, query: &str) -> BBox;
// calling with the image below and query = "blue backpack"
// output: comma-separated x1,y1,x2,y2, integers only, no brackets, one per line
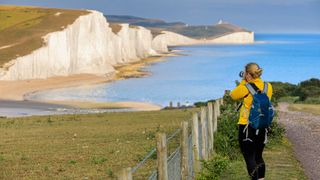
245,82,275,129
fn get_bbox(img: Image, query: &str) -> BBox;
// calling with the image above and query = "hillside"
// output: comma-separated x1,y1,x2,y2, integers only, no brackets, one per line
272,78,320,104
106,15,185,28
0,5,88,67
106,15,251,39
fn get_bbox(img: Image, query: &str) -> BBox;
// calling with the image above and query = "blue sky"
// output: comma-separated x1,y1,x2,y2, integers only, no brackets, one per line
1,0,319,33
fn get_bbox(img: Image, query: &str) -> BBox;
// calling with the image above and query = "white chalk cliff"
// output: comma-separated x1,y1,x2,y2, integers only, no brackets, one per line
0,10,254,81
152,31,198,52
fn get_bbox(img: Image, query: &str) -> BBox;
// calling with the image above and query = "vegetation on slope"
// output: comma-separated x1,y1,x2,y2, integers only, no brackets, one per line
271,78,320,104
106,15,185,28
106,14,251,39
0,5,88,67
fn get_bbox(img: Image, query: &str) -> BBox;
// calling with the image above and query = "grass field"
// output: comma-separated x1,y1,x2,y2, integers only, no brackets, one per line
0,105,307,179
221,138,307,180
288,103,320,115
0,5,88,67
0,109,194,179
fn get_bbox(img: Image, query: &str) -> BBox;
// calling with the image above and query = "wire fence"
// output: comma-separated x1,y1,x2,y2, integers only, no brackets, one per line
116,98,223,180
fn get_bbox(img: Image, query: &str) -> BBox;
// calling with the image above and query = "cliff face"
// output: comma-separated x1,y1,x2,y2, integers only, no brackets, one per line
152,31,254,52
0,10,254,81
152,31,198,52
0,11,158,80
117,24,157,62
208,32,254,44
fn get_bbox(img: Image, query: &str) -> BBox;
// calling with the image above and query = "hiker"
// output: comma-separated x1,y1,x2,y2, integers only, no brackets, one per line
230,62,273,180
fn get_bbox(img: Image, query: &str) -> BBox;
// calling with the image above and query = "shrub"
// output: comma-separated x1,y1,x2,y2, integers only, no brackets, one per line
268,120,285,144
194,101,209,107
197,154,230,180
214,110,240,160
271,78,320,104
213,95,240,160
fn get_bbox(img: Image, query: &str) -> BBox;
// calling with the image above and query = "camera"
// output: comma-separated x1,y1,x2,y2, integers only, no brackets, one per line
239,71,244,78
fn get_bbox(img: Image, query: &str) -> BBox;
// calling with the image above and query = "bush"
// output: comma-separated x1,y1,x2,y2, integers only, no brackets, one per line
271,81,297,101
197,154,230,180
304,97,320,104
214,105,240,160
194,102,208,107
271,78,320,104
268,120,285,144
198,92,286,179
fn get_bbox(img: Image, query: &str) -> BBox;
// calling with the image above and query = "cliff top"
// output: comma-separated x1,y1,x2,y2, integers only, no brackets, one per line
0,5,88,67
106,15,252,39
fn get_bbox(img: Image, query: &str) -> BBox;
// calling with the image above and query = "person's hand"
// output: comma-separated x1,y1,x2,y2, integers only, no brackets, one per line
245,72,253,82
242,72,247,81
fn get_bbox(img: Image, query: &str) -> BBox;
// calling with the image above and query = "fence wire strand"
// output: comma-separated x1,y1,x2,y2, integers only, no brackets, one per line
130,101,219,180
131,128,181,175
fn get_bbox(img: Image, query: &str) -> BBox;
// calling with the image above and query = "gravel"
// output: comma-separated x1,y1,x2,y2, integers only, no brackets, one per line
278,103,320,180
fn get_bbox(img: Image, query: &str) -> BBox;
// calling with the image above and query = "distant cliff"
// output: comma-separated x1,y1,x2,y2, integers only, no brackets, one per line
106,15,253,40
0,11,159,80
0,10,254,81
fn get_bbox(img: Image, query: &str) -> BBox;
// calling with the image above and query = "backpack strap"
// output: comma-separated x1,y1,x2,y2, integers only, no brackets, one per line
245,83,261,95
262,82,268,94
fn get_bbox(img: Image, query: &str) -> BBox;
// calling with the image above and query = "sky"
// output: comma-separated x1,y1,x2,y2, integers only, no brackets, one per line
1,0,320,33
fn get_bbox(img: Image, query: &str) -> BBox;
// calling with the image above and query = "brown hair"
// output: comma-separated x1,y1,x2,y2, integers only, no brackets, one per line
245,62,263,79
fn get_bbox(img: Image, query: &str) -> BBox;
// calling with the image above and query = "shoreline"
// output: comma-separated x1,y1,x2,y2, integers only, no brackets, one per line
0,54,176,113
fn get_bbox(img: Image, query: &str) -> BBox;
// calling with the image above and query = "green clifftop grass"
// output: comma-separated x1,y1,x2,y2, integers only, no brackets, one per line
0,109,194,179
0,5,88,67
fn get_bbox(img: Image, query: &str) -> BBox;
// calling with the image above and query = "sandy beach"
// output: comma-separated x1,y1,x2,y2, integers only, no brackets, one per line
0,74,110,101
0,55,167,115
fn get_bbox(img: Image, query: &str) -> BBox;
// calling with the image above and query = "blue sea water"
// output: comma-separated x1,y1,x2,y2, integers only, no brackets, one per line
30,34,320,106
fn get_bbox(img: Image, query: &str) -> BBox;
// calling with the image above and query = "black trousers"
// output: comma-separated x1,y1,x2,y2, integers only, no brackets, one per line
238,125,266,180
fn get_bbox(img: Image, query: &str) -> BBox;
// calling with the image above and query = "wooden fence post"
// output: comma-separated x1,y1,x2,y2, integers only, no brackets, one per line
156,133,168,180
200,106,208,160
213,101,218,133
117,167,132,180
207,102,214,155
219,98,224,106
180,121,189,180
216,100,221,117
192,112,201,173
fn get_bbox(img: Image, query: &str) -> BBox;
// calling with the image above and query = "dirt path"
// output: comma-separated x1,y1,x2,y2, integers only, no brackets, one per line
278,103,320,180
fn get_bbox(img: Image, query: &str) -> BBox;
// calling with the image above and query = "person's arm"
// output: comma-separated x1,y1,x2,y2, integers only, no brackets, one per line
230,80,249,100
267,82,273,99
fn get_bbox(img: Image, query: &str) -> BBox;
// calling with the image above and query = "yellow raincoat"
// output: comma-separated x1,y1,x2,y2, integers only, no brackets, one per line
230,78,273,125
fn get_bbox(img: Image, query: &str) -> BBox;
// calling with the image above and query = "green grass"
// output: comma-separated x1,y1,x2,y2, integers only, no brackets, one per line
0,109,194,179
289,103,320,116
0,5,88,67
221,138,307,180
277,96,299,103
0,6,46,31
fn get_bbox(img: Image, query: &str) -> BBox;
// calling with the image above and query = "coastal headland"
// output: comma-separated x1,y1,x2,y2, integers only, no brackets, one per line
0,5,254,114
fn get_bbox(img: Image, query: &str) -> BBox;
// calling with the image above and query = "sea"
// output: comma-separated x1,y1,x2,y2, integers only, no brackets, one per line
28,34,320,107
